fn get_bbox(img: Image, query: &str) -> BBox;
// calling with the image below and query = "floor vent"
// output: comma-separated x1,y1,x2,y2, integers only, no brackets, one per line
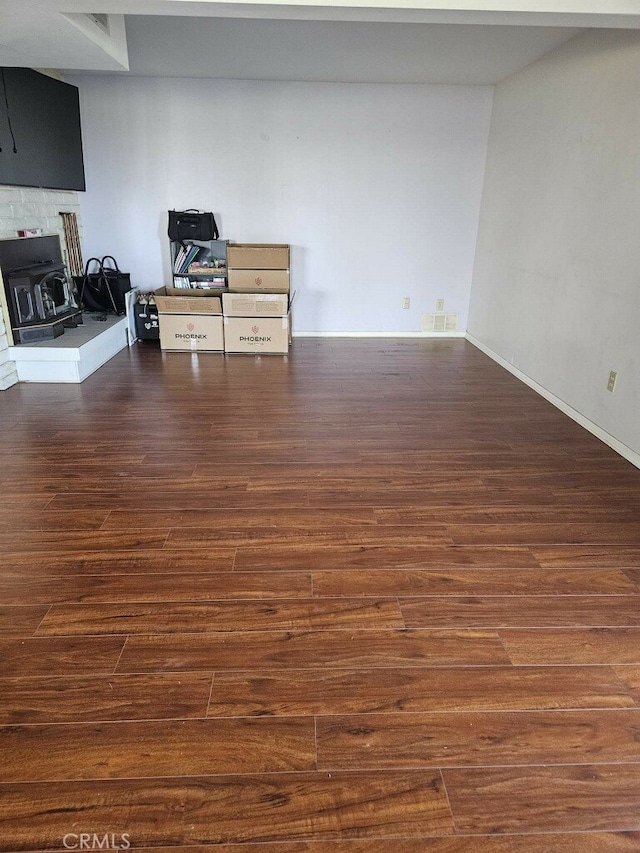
422,313,458,332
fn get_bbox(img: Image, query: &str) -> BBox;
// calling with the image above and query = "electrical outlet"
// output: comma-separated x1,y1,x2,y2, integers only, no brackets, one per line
403,298,410,309
607,371,617,393
436,298,444,311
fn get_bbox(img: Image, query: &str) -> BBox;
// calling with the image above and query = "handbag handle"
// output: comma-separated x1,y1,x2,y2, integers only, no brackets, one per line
100,256,128,313
77,257,102,307
100,255,120,273
97,259,121,314
83,257,102,276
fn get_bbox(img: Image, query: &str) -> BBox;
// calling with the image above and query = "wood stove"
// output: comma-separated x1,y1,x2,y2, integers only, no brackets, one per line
0,235,83,343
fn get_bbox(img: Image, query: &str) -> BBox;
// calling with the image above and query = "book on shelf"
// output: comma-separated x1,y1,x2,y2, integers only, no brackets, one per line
197,279,226,290
182,245,201,273
172,276,226,291
172,276,191,289
173,244,202,274
172,246,185,274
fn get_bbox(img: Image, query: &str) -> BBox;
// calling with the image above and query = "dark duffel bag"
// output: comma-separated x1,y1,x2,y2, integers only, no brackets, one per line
73,256,132,315
168,209,219,245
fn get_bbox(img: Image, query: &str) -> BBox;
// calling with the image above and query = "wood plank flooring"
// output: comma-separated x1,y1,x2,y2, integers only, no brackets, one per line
1,338,640,852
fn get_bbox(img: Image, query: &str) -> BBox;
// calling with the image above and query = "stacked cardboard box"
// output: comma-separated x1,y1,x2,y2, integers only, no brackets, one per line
227,244,290,293
224,244,291,354
155,287,223,352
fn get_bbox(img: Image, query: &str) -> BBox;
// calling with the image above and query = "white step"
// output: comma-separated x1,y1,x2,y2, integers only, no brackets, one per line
8,314,130,383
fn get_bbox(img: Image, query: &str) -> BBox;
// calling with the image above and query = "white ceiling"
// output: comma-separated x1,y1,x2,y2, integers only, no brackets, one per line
1,1,639,84
122,17,580,84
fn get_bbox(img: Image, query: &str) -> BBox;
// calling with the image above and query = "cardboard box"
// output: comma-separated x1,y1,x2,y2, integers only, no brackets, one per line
222,292,288,317
227,244,289,270
159,313,224,352
224,314,290,354
227,268,289,293
154,286,222,315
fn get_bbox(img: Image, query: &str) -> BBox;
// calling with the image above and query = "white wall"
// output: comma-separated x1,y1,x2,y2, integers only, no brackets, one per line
0,186,83,390
468,29,640,461
71,76,492,333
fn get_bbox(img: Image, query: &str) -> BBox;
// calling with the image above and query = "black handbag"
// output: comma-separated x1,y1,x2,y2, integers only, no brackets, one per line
73,256,132,315
168,209,219,244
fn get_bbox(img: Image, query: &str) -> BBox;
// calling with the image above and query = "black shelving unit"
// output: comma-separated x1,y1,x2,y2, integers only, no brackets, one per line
169,239,228,291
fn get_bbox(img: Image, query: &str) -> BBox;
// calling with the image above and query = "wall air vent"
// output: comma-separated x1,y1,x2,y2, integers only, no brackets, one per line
422,313,459,333
85,13,110,35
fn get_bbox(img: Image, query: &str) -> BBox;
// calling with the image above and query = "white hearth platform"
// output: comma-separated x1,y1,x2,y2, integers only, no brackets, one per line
8,314,130,383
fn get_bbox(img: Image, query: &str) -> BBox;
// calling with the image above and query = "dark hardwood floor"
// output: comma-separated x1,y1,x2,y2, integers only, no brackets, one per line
1,338,640,852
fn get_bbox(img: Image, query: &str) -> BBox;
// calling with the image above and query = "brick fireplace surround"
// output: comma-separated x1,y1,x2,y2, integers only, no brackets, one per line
0,185,82,389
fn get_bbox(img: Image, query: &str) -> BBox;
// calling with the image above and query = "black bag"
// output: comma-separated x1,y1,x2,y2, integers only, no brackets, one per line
168,209,219,244
73,256,132,315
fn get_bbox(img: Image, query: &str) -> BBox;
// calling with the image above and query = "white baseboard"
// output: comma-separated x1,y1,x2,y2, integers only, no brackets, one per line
466,333,640,470
293,331,466,338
